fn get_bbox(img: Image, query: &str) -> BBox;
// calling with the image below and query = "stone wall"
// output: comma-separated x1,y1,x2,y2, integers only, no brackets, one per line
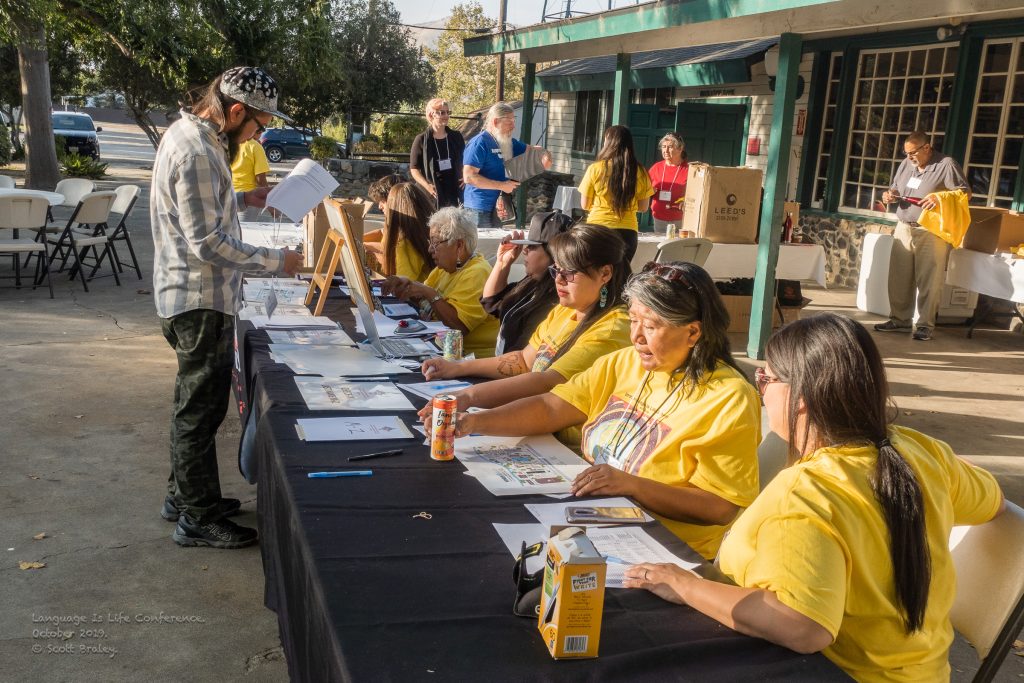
795,213,894,289
523,171,576,219
327,158,409,199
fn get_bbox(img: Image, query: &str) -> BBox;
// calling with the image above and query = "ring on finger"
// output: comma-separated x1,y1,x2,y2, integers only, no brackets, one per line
644,569,649,581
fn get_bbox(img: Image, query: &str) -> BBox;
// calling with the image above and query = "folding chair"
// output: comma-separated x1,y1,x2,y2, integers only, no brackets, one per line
0,193,54,298
949,500,1024,683
0,175,15,189
49,178,95,224
654,237,714,266
102,184,143,279
46,190,119,292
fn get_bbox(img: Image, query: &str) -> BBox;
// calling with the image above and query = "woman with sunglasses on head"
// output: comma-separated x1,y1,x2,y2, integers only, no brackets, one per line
454,262,760,560
384,207,499,358
409,98,465,208
578,125,655,261
419,224,632,416
363,182,435,281
625,313,1004,679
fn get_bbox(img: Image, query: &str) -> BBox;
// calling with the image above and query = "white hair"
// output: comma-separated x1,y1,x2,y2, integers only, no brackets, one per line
429,207,477,253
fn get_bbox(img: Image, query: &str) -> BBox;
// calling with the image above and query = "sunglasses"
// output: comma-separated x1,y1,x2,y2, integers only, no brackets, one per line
548,265,580,283
642,261,695,288
754,367,784,396
244,108,267,135
512,541,545,617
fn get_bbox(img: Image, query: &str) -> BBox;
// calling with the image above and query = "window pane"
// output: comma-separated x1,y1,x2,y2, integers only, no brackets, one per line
1008,106,1024,135
846,159,862,183
815,179,827,201
865,134,880,157
922,78,940,104
876,52,893,77
997,168,1017,197
973,106,1002,135
900,108,917,130
825,106,836,129
968,166,992,196
984,43,1012,73
935,106,949,132
870,107,884,129
872,80,888,104
856,80,871,104
905,79,922,103
888,79,905,105
1012,73,1024,104
944,46,959,72
908,50,926,76
850,133,865,156
979,75,1008,103
818,154,831,177
892,51,909,77
876,166,893,187
932,134,945,152
926,48,945,75
918,108,935,132
860,53,876,78
939,78,954,104
879,134,896,159
883,107,900,130
854,106,869,129
862,159,877,183
1002,137,1022,167
994,197,1013,208
822,131,834,152
970,137,997,165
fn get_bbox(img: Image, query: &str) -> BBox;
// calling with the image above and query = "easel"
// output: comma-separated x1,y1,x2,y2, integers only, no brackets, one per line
303,222,345,316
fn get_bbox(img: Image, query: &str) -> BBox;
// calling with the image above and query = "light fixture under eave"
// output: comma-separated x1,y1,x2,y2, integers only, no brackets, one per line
763,46,779,77
936,23,968,41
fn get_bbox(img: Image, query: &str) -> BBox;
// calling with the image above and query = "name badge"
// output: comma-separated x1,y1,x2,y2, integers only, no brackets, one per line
438,158,452,171
659,190,672,201
906,176,922,190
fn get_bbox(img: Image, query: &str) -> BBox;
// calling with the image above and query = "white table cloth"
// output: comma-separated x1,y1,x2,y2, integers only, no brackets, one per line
946,249,1024,304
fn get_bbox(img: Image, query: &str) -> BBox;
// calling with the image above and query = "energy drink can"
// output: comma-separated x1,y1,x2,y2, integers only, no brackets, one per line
430,394,458,461
442,329,463,361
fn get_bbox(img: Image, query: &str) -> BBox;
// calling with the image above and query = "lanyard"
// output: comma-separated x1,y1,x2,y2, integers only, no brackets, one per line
431,134,451,163
601,371,686,467
660,163,683,196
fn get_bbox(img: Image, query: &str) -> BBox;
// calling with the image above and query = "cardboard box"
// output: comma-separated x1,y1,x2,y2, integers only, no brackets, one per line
537,528,606,659
681,163,764,244
302,199,374,269
962,207,1024,254
721,295,810,334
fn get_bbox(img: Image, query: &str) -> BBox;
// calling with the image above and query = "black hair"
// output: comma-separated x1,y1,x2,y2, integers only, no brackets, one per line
596,125,650,218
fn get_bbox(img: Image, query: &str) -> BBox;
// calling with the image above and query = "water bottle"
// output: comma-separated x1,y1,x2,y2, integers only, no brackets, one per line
666,223,678,239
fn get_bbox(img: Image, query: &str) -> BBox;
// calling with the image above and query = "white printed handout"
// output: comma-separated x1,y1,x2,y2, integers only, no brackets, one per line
524,497,655,528
382,303,419,317
295,415,415,441
269,344,412,376
249,315,339,329
455,434,589,496
265,158,340,223
244,281,308,305
238,302,310,319
491,523,700,588
238,222,304,250
266,328,355,346
292,378,415,411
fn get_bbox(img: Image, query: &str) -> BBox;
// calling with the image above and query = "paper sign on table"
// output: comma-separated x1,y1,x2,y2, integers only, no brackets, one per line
454,434,589,496
295,415,415,441
249,315,339,329
266,328,355,346
382,303,419,317
238,302,310,320
524,497,655,528
270,344,412,376
265,158,340,223
293,378,415,411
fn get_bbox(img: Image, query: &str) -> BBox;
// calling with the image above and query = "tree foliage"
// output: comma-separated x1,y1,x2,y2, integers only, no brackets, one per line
423,1,523,116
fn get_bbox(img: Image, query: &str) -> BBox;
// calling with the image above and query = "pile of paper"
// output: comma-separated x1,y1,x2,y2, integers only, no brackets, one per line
295,415,415,441
266,328,355,346
248,315,339,330
293,378,415,411
238,222,305,250
270,344,411,376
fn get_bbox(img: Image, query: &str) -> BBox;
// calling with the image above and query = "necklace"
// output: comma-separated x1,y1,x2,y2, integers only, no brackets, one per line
596,371,687,467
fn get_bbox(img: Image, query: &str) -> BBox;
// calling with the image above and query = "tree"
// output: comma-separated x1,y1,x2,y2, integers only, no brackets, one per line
423,1,523,116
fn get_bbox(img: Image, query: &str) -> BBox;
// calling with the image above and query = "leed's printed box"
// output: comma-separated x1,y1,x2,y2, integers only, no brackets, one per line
537,528,607,659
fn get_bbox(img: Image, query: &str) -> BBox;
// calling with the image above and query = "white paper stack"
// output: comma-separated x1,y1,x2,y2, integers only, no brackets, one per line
295,415,414,441
266,328,355,346
293,378,415,411
238,302,312,320
454,434,589,496
249,315,340,329
270,344,412,376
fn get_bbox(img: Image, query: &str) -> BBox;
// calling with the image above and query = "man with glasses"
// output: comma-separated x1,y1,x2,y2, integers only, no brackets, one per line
410,98,465,208
876,130,968,341
150,66,302,549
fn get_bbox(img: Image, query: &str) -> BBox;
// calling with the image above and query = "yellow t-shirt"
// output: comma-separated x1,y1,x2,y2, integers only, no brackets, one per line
231,140,271,193
424,254,500,358
717,426,1003,682
528,305,631,379
578,161,654,231
394,238,431,282
550,348,761,559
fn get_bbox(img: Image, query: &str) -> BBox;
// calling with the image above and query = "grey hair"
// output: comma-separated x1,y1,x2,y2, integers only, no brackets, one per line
623,272,696,328
905,130,930,146
429,206,478,253
658,131,685,150
485,102,515,132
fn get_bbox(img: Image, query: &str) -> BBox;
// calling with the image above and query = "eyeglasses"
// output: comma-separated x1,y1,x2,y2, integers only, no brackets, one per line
905,143,929,157
548,265,579,282
428,236,453,249
431,109,450,117
244,108,267,135
754,367,784,396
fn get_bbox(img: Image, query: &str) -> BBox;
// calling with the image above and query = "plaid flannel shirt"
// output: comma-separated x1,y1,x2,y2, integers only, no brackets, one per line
150,110,285,318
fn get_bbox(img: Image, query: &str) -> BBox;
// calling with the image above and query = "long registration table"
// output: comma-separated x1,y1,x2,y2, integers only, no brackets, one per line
238,299,848,682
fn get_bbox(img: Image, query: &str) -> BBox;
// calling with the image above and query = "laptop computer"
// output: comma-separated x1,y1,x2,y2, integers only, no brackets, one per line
354,297,438,358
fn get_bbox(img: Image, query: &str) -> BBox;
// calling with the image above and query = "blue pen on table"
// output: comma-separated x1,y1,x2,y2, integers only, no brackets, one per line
603,554,632,565
307,470,374,478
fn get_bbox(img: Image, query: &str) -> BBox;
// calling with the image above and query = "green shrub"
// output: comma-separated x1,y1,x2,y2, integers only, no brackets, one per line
0,122,11,167
309,135,339,162
61,152,108,179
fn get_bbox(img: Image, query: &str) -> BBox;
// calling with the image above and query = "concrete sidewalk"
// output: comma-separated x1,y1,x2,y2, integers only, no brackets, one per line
1,143,1022,681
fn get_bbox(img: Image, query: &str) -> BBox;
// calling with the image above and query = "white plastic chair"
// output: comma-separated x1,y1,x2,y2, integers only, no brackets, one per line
0,175,15,189
104,184,143,279
949,500,1024,682
47,190,119,291
0,193,54,297
54,178,95,208
654,237,713,266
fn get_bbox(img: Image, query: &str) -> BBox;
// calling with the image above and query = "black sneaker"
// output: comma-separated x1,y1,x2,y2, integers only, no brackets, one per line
172,514,258,549
912,326,932,341
874,320,912,332
161,496,241,523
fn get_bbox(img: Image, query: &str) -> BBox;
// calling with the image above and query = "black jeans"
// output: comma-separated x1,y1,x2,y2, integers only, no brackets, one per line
613,228,639,264
161,309,234,523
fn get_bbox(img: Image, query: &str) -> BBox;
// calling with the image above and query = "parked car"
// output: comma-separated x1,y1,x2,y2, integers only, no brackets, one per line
52,111,102,159
259,127,347,163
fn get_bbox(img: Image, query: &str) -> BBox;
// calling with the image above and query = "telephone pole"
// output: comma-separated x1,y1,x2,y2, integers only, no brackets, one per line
496,0,507,101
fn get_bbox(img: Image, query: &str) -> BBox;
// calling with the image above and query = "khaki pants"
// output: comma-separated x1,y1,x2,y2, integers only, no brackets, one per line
887,221,950,330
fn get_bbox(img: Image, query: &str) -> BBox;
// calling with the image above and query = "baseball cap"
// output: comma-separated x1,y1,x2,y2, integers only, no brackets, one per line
511,211,572,246
219,66,292,123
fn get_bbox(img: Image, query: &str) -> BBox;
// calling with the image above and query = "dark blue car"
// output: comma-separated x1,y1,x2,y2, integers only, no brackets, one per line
259,128,346,163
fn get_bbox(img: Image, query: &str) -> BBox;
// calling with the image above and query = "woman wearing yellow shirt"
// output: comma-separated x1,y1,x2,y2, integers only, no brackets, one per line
385,207,499,358
578,125,654,262
625,313,1005,681
454,262,761,559
417,224,631,414
363,182,434,281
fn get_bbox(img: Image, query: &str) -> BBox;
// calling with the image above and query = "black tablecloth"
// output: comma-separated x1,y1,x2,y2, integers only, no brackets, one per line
239,293,849,682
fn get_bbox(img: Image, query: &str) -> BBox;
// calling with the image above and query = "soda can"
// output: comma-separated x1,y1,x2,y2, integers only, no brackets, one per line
430,394,458,462
442,329,463,361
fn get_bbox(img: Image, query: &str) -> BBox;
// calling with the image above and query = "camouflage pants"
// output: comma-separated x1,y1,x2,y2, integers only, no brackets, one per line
160,309,234,523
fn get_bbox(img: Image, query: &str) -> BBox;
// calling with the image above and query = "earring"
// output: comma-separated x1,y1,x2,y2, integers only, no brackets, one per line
598,285,608,308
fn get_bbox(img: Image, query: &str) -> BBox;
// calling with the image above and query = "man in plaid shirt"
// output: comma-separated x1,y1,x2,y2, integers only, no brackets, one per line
151,66,301,548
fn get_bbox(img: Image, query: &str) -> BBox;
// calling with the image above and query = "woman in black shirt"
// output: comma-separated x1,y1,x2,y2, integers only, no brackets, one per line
409,98,465,209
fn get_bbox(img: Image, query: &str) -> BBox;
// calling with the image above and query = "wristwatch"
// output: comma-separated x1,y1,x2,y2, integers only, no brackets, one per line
428,293,444,304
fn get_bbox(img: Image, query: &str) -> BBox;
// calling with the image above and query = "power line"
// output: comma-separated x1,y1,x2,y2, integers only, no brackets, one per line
397,22,493,33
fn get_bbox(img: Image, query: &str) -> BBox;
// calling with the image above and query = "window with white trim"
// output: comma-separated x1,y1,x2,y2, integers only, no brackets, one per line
572,90,612,154
812,52,843,208
839,45,958,214
964,39,1024,208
